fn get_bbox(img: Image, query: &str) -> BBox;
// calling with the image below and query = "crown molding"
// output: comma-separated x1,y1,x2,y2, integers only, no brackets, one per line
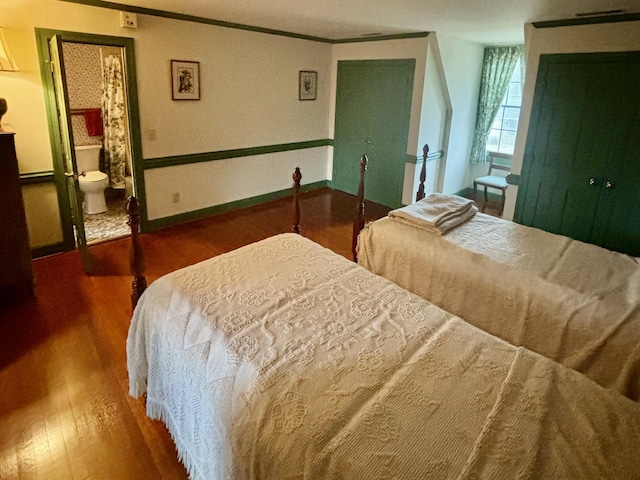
59,0,429,43
533,12,640,29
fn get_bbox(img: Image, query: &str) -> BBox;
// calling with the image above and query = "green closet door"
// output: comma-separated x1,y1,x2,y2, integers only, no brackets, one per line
515,53,640,256
332,62,372,196
333,59,414,208
590,62,640,255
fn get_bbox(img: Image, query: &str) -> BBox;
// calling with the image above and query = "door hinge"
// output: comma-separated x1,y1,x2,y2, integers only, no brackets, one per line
48,60,54,73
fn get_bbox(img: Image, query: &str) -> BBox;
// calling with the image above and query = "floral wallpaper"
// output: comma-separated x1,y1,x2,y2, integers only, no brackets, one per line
62,42,103,146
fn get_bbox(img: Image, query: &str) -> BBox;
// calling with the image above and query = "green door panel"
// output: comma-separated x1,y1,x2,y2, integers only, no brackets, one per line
515,53,640,256
364,61,414,208
591,62,640,255
333,59,415,208
49,35,91,270
333,62,371,195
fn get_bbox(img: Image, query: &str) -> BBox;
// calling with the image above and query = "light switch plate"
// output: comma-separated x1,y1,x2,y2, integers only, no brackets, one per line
119,11,138,28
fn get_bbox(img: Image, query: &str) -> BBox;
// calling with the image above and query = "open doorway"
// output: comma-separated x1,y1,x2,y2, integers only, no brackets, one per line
37,29,145,261
62,41,133,244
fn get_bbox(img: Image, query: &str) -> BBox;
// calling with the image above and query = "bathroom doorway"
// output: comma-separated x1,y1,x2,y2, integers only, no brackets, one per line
60,41,132,244
37,29,145,263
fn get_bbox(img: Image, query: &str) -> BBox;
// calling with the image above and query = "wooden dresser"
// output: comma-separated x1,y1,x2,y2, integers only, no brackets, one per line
0,131,35,303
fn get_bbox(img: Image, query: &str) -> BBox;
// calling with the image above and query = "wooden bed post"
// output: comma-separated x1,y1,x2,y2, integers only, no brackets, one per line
352,155,367,263
292,167,302,234
126,196,147,309
416,143,429,202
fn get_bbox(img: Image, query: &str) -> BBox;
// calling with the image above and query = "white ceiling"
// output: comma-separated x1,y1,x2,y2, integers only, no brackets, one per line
113,0,640,44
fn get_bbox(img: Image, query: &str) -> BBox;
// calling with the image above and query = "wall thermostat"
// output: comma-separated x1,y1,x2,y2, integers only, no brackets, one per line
119,11,138,28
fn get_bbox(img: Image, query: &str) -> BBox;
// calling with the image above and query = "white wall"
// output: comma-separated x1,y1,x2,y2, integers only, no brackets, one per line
436,34,484,194
145,148,328,220
1,0,333,233
503,20,640,220
135,17,332,158
402,34,451,205
420,37,448,155
134,15,333,219
1,0,485,243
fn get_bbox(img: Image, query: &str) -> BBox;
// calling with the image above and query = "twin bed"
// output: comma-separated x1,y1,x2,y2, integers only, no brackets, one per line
357,208,640,401
125,166,640,479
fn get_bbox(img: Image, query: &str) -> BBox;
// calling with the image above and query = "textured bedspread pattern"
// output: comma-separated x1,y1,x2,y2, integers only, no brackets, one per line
358,213,640,401
128,234,640,479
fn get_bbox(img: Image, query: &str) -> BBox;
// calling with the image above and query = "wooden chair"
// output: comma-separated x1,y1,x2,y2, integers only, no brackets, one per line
473,153,510,216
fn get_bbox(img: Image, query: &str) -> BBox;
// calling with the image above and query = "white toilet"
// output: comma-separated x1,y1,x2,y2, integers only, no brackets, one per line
74,144,108,214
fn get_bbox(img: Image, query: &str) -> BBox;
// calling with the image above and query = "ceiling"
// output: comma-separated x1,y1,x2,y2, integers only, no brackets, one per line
110,0,640,44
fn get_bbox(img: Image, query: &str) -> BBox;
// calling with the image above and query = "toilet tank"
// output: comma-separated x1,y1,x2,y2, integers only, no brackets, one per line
74,144,102,172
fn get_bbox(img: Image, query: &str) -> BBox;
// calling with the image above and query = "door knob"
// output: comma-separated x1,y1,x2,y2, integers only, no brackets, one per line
605,181,614,189
367,139,372,144
589,178,597,186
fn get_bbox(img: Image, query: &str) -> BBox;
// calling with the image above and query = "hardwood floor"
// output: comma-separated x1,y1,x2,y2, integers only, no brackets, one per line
463,191,504,218
0,188,390,479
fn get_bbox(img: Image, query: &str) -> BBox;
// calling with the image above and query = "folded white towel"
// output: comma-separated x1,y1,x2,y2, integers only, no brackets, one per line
389,194,474,226
391,205,478,235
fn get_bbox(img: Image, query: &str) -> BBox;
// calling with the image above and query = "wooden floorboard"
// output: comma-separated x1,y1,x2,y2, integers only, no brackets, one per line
0,188,391,479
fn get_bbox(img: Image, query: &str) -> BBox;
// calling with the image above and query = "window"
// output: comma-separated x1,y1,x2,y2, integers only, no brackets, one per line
486,58,522,155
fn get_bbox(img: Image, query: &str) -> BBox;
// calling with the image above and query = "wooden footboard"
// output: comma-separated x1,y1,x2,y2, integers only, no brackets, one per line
126,196,147,309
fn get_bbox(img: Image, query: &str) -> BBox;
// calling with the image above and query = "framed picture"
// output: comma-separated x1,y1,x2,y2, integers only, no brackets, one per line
171,60,200,100
299,71,317,101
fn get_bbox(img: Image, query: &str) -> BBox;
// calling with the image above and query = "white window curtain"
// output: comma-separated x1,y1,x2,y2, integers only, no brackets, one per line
469,46,523,165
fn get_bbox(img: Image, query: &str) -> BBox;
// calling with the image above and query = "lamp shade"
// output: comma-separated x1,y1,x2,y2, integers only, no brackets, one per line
0,27,19,72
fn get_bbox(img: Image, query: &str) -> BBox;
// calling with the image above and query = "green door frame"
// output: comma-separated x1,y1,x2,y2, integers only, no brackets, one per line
35,28,146,254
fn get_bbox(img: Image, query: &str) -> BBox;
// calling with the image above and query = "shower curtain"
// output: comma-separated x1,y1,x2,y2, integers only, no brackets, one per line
101,54,127,189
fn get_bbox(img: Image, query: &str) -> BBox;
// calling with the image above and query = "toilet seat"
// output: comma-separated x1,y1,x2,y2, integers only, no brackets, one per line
79,170,108,184
78,171,109,214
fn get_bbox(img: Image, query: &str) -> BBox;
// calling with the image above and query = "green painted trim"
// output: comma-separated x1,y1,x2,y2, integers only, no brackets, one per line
146,180,329,231
331,32,430,44
452,188,470,198
60,0,330,43
59,0,429,44
32,243,66,259
20,171,56,184
35,28,147,238
539,51,640,66
144,139,334,169
406,150,444,165
506,173,520,186
533,13,640,29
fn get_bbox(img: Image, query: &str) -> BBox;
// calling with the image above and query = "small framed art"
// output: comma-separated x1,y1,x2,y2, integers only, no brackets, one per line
171,60,200,100
299,71,317,101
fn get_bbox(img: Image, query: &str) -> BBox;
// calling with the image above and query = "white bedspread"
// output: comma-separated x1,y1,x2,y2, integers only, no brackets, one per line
128,234,640,479
358,213,640,401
